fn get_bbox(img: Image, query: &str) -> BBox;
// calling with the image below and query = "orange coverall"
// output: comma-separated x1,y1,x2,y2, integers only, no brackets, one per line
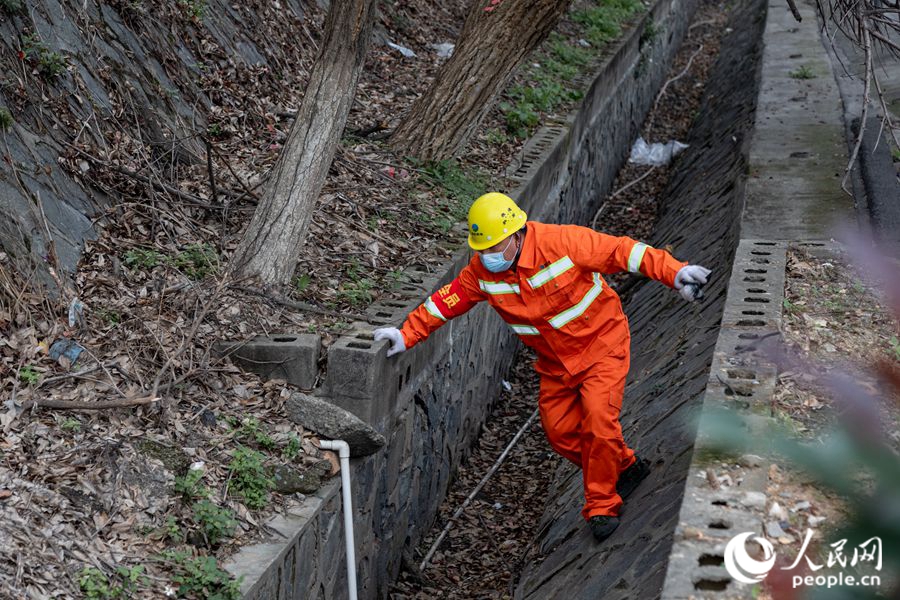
400,221,687,518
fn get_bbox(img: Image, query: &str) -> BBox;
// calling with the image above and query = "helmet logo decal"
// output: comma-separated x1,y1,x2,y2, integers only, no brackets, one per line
472,223,479,232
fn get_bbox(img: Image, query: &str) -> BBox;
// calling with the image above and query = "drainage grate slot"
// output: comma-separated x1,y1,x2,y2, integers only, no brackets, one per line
753,242,777,246
698,553,725,567
745,268,767,273
747,288,768,294
348,342,371,349
708,519,732,529
356,332,374,340
745,297,771,303
742,310,764,315
375,311,392,318
743,276,765,282
711,499,728,506
273,336,297,343
738,333,760,339
751,251,772,256
724,387,752,397
737,319,766,326
751,258,771,264
694,578,729,591
727,369,756,379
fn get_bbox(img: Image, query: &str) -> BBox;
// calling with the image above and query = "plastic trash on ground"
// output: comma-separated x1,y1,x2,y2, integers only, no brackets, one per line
68,297,85,328
430,43,454,58
387,41,416,58
628,136,689,166
50,338,84,366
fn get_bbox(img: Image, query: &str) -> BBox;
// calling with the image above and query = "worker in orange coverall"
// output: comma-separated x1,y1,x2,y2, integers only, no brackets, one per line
374,193,711,542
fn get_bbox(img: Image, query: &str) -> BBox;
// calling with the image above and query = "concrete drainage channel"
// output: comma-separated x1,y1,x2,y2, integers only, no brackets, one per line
218,0,704,596
214,0,869,594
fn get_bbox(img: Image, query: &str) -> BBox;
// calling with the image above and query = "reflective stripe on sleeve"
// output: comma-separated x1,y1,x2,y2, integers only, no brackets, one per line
424,297,447,321
548,273,603,329
509,324,540,335
527,256,575,289
628,242,649,274
479,280,521,295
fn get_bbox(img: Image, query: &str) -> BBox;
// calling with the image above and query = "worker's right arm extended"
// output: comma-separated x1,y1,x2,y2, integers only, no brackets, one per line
375,267,484,356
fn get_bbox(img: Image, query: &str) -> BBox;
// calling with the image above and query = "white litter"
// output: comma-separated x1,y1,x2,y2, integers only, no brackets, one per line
387,41,416,58
502,380,512,391
430,42,454,58
628,136,689,166
68,297,85,328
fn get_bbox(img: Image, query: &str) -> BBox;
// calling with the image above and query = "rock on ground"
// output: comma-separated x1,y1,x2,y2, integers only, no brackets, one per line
286,392,385,457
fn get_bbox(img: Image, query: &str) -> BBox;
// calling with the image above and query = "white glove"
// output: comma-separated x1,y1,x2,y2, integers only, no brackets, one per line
674,265,712,302
373,327,406,357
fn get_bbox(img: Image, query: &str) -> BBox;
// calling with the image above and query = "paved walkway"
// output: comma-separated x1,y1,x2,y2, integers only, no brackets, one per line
742,0,855,240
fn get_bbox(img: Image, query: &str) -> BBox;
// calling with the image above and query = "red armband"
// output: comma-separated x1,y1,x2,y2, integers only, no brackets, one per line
426,278,476,320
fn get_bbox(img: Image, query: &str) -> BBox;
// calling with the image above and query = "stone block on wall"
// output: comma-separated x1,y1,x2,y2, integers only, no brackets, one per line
214,334,320,390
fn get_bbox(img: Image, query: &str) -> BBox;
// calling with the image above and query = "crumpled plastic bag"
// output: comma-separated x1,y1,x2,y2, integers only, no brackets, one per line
387,41,416,58
628,136,689,166
430,43,454,58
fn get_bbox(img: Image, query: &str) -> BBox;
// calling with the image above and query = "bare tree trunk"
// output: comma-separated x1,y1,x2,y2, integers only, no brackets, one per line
390,0,571,162
230,0,378,286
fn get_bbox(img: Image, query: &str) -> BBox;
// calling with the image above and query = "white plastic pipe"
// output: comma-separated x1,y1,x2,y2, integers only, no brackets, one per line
319,439,358,600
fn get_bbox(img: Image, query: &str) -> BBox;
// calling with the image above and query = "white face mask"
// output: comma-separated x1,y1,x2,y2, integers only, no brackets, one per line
480,236,516,273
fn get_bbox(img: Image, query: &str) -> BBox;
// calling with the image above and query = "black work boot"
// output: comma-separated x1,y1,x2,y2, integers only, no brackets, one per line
589,515,620,542
616,456,650,500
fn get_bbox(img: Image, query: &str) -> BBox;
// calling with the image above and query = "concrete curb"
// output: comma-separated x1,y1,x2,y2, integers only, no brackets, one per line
661,240,788,599
854,117,900,252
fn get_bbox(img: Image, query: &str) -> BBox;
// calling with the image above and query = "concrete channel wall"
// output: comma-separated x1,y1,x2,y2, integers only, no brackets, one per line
222,0,701,597
514,0,767,597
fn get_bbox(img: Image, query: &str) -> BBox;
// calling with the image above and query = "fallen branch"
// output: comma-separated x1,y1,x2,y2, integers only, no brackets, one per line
842,6,872,195
204,138,219,206
232,285,378,323
592,166,659,229
36,364,104,388
63,143,252,208
21,396,158,411
420,408,540,572
150,281,222,402
646,44,705,135
786,0,803,22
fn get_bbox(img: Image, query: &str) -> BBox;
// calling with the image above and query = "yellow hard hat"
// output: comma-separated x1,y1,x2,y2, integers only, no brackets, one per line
467,193,528,251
